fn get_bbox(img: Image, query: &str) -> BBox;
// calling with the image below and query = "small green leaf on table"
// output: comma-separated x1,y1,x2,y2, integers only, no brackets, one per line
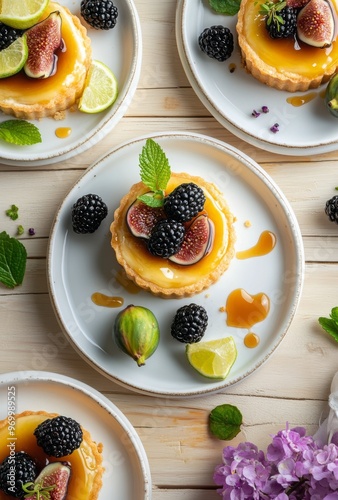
0,231,27,288
209,403,243,440
318,307,338,343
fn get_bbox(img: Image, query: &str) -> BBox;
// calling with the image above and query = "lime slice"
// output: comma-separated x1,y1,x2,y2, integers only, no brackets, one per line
78,60,118,114
186,337,237,379
0,0,49,29
0,36,28,79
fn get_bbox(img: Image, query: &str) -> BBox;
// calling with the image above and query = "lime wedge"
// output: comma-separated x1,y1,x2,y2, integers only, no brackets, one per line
0,36,28,79
186,337,237,379
0,0,49,29
78,60,118,114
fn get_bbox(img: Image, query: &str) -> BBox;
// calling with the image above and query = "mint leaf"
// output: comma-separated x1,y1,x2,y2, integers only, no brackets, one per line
319,308,338,342
209,404,242,440
139,139,171,195
138,191,165,208
17,225,24,236
6,204,19,221
0,231,27,288
209,0,241,15
0,120,42,146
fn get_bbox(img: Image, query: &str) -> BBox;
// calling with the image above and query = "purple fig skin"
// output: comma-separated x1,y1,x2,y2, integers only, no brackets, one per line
169,214,213,265
126,198,166,239
24,11,62,79
297,0,335,48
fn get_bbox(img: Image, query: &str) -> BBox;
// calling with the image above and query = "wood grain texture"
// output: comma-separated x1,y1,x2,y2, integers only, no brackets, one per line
1,0,338,498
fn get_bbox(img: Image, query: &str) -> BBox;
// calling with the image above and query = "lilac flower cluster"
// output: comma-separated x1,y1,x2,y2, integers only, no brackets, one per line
213,425,338,499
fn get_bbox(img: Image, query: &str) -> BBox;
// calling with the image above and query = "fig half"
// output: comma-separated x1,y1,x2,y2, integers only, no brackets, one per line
297,0,335,48
24,11,62,78
126,198,166,239
23,462,71,500
169,214,213,265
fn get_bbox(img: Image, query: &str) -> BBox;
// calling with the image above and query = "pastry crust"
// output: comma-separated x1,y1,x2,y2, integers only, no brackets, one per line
110,172,236,298
0,2,92,119
236,0,338,91
0,410,104,500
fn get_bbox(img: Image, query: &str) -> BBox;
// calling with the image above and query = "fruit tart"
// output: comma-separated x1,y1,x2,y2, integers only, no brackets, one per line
236,0,338,91
0,2,92,119
0,411,103,500
110,139,236,298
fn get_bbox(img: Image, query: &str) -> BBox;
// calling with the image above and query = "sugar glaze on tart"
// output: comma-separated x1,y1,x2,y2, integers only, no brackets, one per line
110,172,236,298
0,2,92,119
236,0,338,91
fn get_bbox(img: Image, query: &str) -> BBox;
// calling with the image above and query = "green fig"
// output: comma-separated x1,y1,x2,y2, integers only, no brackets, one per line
325,72,338,118
113,305,160,366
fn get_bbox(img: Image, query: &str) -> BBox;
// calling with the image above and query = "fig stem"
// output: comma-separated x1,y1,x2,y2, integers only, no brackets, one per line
328,98,338,110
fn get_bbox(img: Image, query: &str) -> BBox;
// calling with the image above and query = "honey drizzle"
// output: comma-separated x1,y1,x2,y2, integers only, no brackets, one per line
91,292,124,308
55,126,72,138
244,332,260,348
236,230,276,260
286,92,318,107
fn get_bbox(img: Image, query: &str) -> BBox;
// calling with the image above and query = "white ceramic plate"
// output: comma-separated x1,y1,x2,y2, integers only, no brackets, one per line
0,0,142,166
0,370,151,499
176,0,338,156
47,132,304,397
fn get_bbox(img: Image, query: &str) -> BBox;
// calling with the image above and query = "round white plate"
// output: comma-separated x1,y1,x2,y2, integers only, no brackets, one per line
0,370,151,499
176,0,338,156
47,131,304,397
0,0,142,166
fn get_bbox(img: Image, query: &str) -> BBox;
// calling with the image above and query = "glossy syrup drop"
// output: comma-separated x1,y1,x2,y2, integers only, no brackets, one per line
244,332,260,348
91,292,124,308
236,230,276,259
229,63,236,73
225,288,270,329
286,92,317,107
55,127,72,138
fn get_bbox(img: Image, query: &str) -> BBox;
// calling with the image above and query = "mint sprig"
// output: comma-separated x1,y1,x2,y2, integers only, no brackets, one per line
138,138,171,207
209,0,241,15
209,404,243,440
318,307,338,343
0,231,27,288
0,120,41,146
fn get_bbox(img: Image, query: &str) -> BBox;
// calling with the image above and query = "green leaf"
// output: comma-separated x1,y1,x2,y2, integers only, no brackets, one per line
0,120,42,146
139,139,171,196
209,404,243,440
0,231,27,289
17,225,24,236
138,191,164,207
330,307,338,324
6,204,19,221
318,315,338,342
209,0,241,15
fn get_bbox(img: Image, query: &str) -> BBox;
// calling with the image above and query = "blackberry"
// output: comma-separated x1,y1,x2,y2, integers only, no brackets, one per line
34,415,83,457
171,303,208,343
198,25,234,62
263,0,297,38
164,183,206,223
80,0,118,30
147,219,185,258
325,195,338,223
71,193,108,234
0,23,24,51
0,451,37,498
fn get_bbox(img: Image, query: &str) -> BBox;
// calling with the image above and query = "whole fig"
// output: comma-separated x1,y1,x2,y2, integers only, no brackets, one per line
113,305,160,366
325,73,338,118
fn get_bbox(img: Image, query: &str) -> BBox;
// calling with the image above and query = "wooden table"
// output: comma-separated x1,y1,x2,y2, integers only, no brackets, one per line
1,1,338,498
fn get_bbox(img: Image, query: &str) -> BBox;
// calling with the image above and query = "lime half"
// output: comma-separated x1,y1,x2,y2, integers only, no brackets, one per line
0,36,28,79
186,337,237,379
0,0,49,29
78,60,118,114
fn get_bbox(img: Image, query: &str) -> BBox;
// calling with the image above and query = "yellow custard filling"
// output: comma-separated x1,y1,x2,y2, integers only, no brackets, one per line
243,0,338,79
111,173,236,297
0,2,91,116
0,412,103,500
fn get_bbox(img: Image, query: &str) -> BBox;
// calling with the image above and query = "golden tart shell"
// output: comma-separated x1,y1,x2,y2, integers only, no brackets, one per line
236,0,338,91
0,2,92,119
110,172,236,298
0,410,104,500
